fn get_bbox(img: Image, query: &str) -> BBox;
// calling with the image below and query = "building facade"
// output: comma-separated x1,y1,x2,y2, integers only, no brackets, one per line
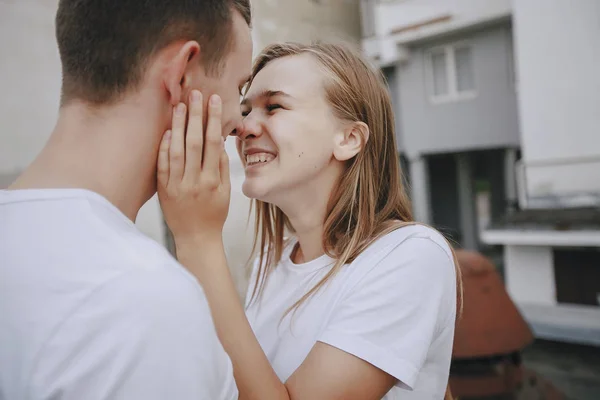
362,0,600,345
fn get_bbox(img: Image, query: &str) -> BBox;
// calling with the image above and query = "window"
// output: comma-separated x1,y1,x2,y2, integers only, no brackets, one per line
426,43,476,103
455,47,475,91
554,248,600,307
430,50,448,96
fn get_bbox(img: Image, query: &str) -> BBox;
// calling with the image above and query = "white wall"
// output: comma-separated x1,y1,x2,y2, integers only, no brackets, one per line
373,0,511,41
504,245,556,306
512,0,600,202
0,0,61,173
252,0,361,50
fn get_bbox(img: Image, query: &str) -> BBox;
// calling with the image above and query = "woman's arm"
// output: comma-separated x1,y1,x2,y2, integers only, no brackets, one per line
175,240,397,400
176,240,290,400
157,91,398,400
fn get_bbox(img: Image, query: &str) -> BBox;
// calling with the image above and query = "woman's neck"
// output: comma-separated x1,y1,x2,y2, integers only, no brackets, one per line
275,160,345,264
290,222,325,264
279,187,330,264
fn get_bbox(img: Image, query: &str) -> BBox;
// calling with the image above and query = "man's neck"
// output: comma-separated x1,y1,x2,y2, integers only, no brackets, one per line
10,101,165,221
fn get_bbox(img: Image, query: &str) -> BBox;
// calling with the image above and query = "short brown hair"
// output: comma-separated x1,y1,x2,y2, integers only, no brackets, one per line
56,0,252,105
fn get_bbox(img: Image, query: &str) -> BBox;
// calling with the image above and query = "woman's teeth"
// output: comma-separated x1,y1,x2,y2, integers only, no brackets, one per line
246,152,276,166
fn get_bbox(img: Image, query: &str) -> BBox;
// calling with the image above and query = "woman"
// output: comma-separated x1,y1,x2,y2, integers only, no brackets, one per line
158,42,461,399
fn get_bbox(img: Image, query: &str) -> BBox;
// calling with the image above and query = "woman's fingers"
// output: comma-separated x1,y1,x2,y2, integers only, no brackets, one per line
169,103,187,184
220,148,230,189
157,92,230,242
183,90,204,184
157,130,171,188
164,93,227,191
202,95,223,188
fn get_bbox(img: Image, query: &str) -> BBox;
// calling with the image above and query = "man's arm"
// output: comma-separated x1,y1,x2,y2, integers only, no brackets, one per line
28,268,237,400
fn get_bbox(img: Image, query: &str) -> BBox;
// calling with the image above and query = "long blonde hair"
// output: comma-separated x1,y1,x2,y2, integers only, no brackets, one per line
246,42,463,319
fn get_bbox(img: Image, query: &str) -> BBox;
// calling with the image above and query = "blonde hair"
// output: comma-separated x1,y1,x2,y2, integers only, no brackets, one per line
246,42,463,319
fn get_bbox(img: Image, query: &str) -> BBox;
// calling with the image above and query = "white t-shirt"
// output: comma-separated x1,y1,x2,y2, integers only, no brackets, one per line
245,225,457,399
0,189,237,400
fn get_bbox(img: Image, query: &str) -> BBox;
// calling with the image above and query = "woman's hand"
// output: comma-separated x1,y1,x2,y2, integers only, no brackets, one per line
157,90,230,247
156,92,290,400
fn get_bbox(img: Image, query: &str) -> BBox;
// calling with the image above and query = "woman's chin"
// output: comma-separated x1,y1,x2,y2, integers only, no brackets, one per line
242,181,272,203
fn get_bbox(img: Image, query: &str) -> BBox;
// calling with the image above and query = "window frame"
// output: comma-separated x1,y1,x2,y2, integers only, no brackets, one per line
425,41,478,104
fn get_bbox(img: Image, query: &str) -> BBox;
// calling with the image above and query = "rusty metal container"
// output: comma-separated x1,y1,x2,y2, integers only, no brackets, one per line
448,250,565,399
452,250,534,359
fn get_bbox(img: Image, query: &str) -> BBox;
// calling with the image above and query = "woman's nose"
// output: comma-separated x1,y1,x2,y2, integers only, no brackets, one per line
230,118,244,138
237,114,262,141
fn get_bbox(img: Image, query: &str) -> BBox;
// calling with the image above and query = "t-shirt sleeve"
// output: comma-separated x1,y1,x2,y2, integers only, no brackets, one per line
317,236,457,390
29,267,238,400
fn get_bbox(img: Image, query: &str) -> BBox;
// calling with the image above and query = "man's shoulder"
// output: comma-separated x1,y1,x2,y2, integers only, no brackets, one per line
31,263,235,400
46,261,213,356
93,260,207,320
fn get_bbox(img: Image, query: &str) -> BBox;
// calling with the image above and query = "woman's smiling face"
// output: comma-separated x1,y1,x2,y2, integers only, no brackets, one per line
236,54,346,205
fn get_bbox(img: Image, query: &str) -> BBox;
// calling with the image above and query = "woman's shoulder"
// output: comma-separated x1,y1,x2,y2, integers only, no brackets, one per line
342,223,457,306
342,223,456,293
359,223,453,264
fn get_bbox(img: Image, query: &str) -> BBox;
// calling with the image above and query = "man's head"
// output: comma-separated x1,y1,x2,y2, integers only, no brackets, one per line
55,0,253,137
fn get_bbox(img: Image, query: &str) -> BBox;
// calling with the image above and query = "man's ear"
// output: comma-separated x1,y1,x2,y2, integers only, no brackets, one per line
333,121,370,161
163,41,201,106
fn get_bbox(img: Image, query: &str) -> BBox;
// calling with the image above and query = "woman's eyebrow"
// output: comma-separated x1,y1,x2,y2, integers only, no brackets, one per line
241,90,293,107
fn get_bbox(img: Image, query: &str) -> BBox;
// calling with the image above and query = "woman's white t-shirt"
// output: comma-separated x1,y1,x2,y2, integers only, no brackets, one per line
245,225,457,399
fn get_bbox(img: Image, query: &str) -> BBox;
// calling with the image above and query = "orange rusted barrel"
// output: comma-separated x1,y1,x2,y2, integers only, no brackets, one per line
452,250,534,359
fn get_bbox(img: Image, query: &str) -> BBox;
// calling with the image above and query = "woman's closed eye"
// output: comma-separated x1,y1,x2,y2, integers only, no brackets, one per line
266,104,282,113
241,104,282,118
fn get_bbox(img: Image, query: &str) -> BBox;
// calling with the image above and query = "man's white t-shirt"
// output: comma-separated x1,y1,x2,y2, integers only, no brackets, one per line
245,225,457,399
0,189,238,400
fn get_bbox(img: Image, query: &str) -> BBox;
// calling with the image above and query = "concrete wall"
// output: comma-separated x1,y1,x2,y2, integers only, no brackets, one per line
397,24,520,159
251,0,361,52
512,0,600,203
504,245,556,306
360,0,511,65
0,0,60,174
369,0,512,40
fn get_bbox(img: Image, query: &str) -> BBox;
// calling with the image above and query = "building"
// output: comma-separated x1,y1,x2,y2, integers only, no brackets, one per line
362,0,600,345
361,0,517,252
0,0,361,298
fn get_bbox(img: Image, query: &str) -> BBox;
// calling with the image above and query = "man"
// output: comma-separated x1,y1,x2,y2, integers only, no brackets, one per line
0,1,252,399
